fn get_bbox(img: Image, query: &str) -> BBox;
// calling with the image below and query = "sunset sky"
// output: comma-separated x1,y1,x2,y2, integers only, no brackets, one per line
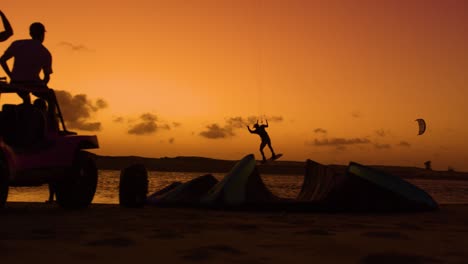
1,0,468,170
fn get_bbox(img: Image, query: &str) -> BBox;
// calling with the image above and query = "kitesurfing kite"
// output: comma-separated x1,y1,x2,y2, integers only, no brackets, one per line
415,119,426,135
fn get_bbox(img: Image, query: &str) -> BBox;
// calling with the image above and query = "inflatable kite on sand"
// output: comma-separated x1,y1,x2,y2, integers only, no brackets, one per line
119,154,438,212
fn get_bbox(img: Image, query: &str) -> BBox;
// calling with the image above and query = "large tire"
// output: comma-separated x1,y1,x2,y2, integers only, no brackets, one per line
56,151,98,209
0,159,9,208
119,164,148,208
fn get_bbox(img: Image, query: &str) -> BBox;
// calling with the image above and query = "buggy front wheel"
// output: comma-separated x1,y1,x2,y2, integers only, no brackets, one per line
56,151,98,209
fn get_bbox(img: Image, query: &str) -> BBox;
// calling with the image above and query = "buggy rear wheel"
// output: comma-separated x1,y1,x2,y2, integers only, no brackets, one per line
56,151,98,209
0,159,8,208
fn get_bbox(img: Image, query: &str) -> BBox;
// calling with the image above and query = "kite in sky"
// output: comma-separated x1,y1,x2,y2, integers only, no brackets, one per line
415,119,426,135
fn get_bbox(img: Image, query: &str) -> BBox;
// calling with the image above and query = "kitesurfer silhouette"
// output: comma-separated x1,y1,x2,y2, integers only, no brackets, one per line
247,119,277,163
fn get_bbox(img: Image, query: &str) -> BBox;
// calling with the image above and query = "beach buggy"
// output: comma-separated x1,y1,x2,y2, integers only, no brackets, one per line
0,81,99,209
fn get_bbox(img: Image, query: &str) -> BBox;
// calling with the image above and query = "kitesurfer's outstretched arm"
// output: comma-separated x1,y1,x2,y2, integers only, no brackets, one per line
0,11,13,42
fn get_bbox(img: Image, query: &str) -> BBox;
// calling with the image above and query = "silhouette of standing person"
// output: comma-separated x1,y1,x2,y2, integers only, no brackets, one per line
32,98,56,203
0,22,52,104
247,120,277,163
0,10,13,42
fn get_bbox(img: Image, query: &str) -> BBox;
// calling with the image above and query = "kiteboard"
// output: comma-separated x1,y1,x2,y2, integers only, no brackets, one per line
258,153,283,165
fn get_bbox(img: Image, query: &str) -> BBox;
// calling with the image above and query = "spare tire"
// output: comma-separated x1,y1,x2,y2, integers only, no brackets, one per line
119,164,148,208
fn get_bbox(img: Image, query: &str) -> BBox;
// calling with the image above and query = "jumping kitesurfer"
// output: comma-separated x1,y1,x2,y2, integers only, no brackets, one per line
247,119,278,163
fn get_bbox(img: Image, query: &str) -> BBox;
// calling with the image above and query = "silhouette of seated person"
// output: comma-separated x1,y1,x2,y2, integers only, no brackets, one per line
0,22,52,104
247,120,277,163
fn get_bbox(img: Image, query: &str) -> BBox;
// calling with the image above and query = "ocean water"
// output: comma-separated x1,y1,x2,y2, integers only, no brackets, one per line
7,170,468,205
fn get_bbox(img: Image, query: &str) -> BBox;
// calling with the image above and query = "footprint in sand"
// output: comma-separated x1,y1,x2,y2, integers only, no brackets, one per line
360,253,443,264
231,223,259,231
85,237,135,248
295,228,335,236
147,229,184,240
361,231,409,240
181,244,243,262
29,228,57,240
396,223,423,230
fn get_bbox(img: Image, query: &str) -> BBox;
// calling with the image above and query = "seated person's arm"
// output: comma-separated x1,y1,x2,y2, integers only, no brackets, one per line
42,55,53,86
43,72,50,85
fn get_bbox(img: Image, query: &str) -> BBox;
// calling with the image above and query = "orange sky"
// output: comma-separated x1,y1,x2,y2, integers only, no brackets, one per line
1,0,468,170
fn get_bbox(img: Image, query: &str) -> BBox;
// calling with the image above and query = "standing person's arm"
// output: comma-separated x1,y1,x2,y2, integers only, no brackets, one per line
247,125,254,133
0,11,13,42
265,119,269,128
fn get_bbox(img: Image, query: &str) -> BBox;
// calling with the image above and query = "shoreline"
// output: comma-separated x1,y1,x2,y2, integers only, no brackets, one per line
1,202,468,263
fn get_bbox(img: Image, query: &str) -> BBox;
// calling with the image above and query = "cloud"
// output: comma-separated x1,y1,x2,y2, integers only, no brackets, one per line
226,115,283,128
375,129,387,137
127,113,171,135
199,124,234,139
95,99,108,109
172,122,181,127
168,138,175,144
397,141,411,147
113,116,124,123
351,111,362,118
225,116,248,129
268,116,284,122
336,145,347,151
199,115,284,140
314,128,327,134
58,41,93,52
311,137,371,147
374,143,391,149
55,90,107,131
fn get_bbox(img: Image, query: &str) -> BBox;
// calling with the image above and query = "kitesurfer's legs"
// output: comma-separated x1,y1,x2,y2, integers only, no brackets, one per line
259,141,267,162
267,141,276,158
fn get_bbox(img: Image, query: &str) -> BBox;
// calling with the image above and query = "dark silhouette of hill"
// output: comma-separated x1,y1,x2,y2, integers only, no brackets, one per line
89,153,468,180
89,153,304,175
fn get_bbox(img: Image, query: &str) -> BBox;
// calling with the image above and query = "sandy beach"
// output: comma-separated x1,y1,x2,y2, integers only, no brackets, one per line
1,202,467,264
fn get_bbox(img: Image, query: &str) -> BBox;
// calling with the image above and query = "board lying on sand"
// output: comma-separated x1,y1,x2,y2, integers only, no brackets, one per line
140,154,438,212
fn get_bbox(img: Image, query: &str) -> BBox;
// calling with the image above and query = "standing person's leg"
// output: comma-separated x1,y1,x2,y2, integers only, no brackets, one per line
259,141,267,162
46,183,55,203
267,141,276,158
